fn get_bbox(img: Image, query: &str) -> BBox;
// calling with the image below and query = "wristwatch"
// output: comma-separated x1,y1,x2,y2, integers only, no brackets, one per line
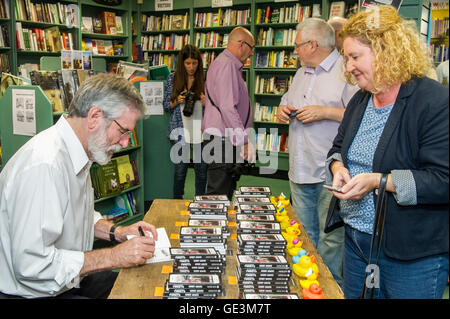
109,225,118,242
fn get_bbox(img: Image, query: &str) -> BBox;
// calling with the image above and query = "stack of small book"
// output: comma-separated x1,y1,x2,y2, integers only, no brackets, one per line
236,254,292,297
163,273,223,299
170,247,225,275
179,226,227,256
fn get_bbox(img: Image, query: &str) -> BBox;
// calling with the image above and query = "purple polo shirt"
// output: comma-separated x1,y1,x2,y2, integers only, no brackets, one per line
202,49,252,146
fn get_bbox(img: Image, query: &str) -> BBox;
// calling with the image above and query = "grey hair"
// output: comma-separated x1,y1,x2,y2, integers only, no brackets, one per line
68,72,145,121
296,18,335,49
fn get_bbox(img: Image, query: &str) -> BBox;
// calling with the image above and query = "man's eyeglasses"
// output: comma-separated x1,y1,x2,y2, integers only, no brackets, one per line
243,40,255,52
294,40,312,49
114,120,132,139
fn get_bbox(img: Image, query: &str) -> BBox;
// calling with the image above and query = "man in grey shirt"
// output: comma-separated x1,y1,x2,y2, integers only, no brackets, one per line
276,18,359,287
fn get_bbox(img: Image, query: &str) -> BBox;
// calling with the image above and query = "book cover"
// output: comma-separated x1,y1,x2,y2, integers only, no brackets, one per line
97,160,121,197
29,70,64,113
114,154,135,190
115,16,124,35
329,1,346,18
82,16,93,33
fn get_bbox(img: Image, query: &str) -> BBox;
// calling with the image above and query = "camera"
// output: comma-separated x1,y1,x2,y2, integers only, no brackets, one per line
182,91,196,117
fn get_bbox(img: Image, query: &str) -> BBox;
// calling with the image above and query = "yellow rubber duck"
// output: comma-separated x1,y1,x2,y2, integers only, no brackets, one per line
286,238,303,256
293,255,319,279
281,226,300,242
279,216,292,230
299,272,320,290
269,196,277,205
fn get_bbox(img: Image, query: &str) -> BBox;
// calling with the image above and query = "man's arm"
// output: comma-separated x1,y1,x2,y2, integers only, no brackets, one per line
295,105,345,123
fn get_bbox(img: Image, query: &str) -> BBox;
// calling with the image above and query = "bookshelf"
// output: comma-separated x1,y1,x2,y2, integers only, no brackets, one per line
429,1,449,64
140,0,191,71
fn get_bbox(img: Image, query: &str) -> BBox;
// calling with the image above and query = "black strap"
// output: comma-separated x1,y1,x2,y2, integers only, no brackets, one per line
360,173,388,299
109,224,117,242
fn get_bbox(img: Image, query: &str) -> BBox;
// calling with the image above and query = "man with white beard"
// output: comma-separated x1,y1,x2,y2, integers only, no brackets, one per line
0,73,158,299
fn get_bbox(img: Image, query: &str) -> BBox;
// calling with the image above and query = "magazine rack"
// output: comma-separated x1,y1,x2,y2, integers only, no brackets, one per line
0,85,53,167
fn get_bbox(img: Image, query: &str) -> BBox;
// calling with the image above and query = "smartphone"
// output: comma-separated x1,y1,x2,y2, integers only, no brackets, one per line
289,110,297,117
323,184,342,193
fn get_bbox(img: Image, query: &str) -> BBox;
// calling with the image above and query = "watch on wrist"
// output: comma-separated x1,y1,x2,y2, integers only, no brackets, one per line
109,225,117,242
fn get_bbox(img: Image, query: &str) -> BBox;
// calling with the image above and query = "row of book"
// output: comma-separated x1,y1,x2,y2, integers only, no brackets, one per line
194,32,229,49
90,153,139,200
233,187,298,299
15,23,75,52
81,14,124,35
14,0,77,26
255,4,318,24
141,13,190,32
105,191,139,223
194,8,251,28
255,132,289,153
254,75,293,95
430,17,449,38
145,52,178,71
0,0,9,18
431,43,449,63
255,50,298,68
257,27,296,47
140,33,190,51
0,25,9,48
254,104,281,123
82,38,125,56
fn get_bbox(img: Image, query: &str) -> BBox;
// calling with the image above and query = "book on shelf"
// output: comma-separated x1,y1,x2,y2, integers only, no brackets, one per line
0,0,9,19
113,154,136,190
91,160,121,199
115,16,124,35
0,54,11,75
96,11,117,35
29,70,64,113
329,1,346,19
0,25,9,47
93,17,102,34
82,17,94,33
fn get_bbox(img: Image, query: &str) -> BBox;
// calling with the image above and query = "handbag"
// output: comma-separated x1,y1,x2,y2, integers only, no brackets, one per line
324,195,344,233
360,173,389,299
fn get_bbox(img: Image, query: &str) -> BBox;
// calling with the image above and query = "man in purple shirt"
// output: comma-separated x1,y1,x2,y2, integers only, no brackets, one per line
202,27,256,199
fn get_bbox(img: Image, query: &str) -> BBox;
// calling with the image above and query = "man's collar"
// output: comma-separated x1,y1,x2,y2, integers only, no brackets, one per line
56,115,91,175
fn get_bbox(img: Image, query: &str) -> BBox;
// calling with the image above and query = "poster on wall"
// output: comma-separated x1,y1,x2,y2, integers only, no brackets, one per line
12,89,36,136
155,0,173,11
140,81,164,116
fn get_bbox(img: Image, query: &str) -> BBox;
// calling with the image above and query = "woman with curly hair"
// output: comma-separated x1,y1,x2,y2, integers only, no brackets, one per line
325,5,448,298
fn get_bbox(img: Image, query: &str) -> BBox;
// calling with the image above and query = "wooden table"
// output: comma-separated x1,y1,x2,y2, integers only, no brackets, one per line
108,199,344,299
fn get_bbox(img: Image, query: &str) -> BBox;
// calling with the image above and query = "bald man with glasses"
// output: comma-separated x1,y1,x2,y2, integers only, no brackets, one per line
202,27,256,200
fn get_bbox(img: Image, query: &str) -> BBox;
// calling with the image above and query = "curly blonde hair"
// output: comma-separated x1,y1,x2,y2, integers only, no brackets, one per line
340,5,433,92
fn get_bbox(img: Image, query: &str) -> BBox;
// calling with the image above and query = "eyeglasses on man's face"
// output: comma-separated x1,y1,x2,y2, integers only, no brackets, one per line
243,40,255,52
294,40,312,49
113,120,132,139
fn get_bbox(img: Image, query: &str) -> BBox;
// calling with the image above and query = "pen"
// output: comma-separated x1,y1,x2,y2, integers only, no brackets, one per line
138,226,145,237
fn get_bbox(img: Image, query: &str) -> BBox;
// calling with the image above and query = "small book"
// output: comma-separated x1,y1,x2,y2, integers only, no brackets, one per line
81,17,93,33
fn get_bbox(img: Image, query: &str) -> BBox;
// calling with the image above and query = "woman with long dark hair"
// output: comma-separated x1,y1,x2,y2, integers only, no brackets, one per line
163,44,207,199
